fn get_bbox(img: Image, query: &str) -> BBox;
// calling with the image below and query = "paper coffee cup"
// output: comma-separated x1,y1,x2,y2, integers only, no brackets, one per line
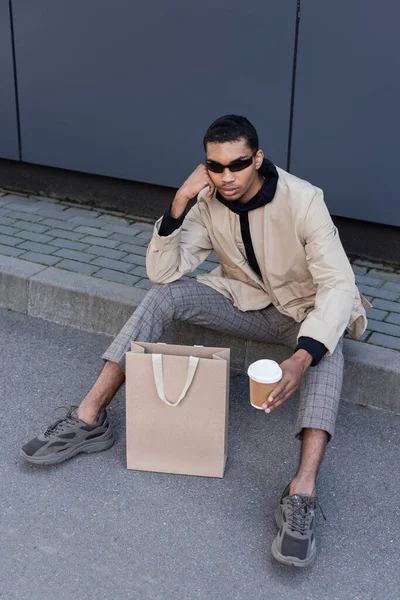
247,360,282,410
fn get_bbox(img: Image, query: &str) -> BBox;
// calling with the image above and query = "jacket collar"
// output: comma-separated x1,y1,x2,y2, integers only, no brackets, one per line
215,158,279,215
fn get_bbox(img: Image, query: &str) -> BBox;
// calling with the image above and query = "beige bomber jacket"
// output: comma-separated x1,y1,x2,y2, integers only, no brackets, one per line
146,166,370,356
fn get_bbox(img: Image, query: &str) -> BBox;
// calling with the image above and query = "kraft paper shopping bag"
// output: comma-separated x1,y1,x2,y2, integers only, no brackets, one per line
126,342,230,477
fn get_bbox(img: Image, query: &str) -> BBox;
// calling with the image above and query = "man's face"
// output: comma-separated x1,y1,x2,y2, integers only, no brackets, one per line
205,139,264,203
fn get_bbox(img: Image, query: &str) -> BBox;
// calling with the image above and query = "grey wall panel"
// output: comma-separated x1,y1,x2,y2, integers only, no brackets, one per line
12,1,295,187
0,1,19,160
291,1,400,226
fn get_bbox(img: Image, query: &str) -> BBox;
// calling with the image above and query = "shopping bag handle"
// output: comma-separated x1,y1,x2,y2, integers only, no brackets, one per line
151,354,200,407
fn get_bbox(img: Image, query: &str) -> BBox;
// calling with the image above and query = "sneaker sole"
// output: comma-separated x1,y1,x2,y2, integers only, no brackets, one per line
20,427,114,465
271,505,316,568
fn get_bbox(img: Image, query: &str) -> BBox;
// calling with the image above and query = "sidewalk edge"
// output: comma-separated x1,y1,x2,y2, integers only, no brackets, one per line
1,258,399,414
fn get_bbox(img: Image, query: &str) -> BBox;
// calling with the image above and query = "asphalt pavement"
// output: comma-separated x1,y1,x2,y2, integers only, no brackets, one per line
1,308,399,600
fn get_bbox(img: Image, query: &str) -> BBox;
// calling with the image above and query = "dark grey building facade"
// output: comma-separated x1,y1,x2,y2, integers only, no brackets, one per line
1,1,399,226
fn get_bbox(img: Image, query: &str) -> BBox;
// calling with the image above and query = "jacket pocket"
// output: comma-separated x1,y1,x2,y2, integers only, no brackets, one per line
273,281,317,306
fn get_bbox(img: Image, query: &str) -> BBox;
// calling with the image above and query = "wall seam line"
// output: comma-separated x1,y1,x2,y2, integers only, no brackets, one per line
8,0,22,161
287,0,301,173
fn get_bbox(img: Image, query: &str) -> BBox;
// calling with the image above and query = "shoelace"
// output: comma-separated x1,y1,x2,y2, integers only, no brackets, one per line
43,405,79,438
286,495,326,535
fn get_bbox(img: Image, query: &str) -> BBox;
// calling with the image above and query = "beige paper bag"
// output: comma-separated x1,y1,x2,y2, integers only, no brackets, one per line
126,342,230,478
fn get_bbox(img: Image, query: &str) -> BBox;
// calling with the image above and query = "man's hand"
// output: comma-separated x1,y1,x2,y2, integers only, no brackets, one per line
171,164,215,218
262,350,313,414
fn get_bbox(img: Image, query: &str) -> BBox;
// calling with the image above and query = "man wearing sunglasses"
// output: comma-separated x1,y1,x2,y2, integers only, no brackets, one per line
21,115,368,567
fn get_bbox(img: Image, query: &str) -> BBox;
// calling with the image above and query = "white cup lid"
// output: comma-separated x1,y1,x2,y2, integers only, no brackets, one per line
247,359,282,384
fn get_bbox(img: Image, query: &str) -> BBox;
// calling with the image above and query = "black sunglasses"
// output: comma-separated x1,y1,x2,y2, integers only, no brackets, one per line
205,154,256,174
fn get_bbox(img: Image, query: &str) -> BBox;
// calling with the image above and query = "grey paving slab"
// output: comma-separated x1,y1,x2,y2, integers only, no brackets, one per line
7,202,40,213
2,210,44,222
19,252,62,266
40,218,80,231
45,228,85,240
351,264,368,275
14,220,50,233
62,207,101,218
135,278,153,290
94,268,140,286
0,215,17,226
3,193,38,203
102,223,141,236
36,207,70,219
99,214,130,225
56,259,100,275
0,243,24,257
208,251,220,263
117,243,148,256
108,232,143,244
369,332,400,351
353,259,395,271
79,236,120,248
85,246,128,260
372,298,400,314
191,268,208,277
15,230,55,244
201,260,220,270
1,310,399,600
358,284,398,301
358,329,371,341
382,280,400,294
16,241,57,255
73,226,112,238
90,256,132,273
0,224,20,236
53,248,94,263
68,215,110,227
122,253,147,266
368,269,400,283
129,265,148,278
366,318,400,337
132,233,153,245
132,220,154,231
385,312,400,325
365,307,388,321
0,233,23,246
48,238,90,251
354,274,385,287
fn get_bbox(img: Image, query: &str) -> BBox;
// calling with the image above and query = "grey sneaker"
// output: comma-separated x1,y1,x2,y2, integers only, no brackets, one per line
271,484,324,567
20,406,114,465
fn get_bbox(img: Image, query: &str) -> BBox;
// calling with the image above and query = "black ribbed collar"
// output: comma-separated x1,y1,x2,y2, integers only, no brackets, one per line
215,158,279,215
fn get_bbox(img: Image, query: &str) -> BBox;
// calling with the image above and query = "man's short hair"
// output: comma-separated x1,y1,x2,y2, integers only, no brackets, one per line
203,115,259,153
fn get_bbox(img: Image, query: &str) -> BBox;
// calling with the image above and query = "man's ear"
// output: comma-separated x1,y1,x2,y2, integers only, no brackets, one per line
255,149,264,170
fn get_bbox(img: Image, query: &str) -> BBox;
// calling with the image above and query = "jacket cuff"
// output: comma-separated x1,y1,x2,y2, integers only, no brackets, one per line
158,203,186,237
294,337,327,367
150,216,182,251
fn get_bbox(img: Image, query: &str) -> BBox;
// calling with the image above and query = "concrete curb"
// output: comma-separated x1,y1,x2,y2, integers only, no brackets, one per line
1,255,399,414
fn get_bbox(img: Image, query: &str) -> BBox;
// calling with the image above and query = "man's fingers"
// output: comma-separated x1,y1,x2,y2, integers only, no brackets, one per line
271,380,293,403
263,384,297,413
265,390,294,413
265,378,289,404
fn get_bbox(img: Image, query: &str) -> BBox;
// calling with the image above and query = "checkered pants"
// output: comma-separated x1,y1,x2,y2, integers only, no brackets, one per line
103,279,344,439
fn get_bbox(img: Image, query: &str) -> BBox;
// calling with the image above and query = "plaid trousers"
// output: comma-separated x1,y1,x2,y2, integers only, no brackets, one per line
103,279,344,439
